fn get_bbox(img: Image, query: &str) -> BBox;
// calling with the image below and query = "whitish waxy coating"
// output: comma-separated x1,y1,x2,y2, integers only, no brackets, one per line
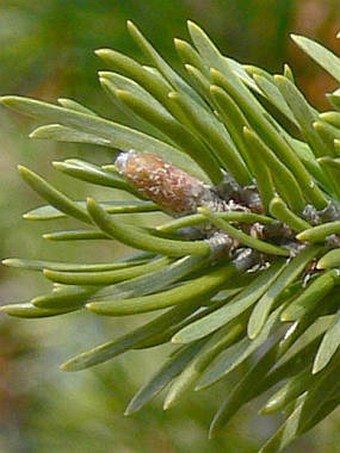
115,150,214,216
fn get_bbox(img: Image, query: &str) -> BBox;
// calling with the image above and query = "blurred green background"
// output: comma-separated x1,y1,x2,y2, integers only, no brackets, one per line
0,1,339,452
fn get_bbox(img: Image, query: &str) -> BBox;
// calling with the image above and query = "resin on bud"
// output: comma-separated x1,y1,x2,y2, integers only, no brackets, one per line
115,150,215,216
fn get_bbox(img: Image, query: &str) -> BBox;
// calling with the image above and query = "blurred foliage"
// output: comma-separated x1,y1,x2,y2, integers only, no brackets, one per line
1,0,338,107
0,1,339,452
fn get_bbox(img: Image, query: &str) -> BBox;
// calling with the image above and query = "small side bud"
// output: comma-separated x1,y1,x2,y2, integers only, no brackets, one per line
206,231,238,258
302,202,340,225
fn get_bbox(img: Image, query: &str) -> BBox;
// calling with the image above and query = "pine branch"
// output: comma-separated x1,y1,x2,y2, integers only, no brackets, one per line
1,20,339,452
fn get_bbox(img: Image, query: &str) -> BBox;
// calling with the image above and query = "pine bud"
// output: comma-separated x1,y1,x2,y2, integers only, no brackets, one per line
115,150,214,216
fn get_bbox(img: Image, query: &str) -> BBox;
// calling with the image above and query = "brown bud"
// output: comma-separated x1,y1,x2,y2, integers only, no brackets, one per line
115,150,213,216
